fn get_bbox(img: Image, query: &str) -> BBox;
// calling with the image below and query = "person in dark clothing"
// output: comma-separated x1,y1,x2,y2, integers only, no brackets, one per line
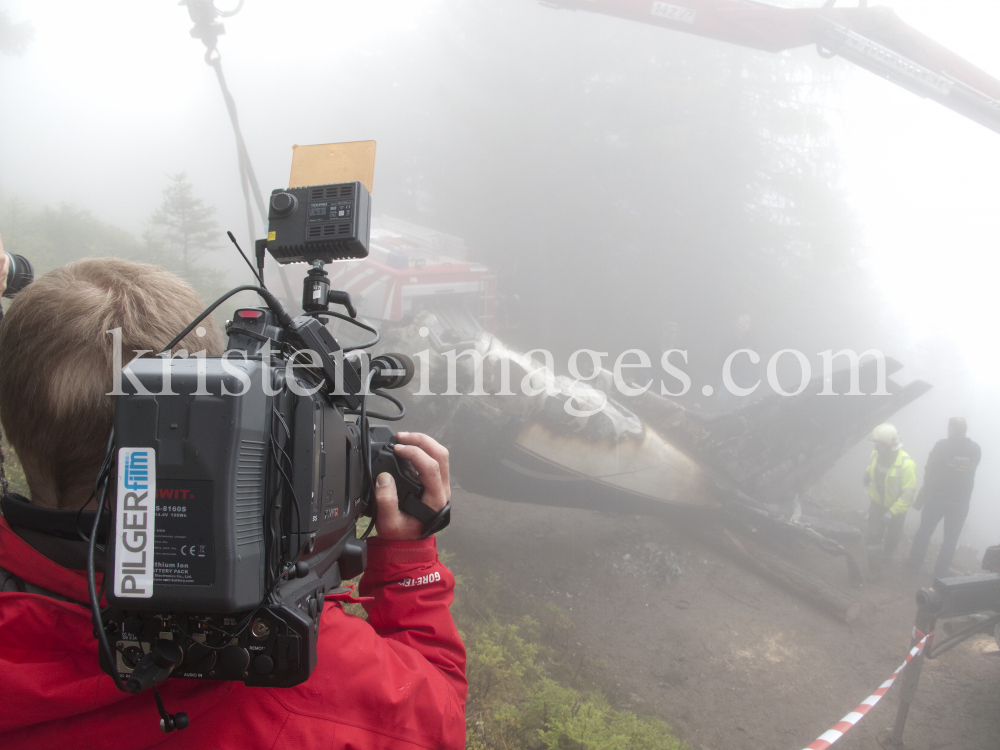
906,417,982,578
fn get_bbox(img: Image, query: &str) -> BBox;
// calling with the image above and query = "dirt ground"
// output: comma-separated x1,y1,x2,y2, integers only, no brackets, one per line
443,488,1000,750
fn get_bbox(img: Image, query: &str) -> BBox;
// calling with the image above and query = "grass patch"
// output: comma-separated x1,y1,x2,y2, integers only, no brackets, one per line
451,553,686,750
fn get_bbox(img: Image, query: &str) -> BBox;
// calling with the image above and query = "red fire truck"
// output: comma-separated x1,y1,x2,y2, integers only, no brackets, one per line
325,216,496,334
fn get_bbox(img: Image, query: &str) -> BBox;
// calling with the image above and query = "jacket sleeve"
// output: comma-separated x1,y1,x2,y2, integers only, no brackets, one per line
359,536,468,705
890,458,917,516
265,536,467,750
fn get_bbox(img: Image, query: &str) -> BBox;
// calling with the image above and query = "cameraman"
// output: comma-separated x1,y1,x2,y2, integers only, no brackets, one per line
0,258,467,749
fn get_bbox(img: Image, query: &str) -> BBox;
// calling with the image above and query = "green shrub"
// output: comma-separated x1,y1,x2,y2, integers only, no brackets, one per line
457,573,685,750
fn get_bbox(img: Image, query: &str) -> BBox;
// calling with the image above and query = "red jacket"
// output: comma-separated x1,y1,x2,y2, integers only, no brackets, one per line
0,518,467,749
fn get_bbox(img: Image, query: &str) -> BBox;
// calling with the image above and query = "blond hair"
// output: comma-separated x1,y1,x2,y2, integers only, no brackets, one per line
0,258,224,509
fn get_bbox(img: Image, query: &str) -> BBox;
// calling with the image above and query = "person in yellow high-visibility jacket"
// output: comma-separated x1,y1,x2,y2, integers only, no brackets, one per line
864,423,917,576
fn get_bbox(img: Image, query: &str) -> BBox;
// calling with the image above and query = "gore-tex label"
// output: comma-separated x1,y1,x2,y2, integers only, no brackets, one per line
114,448,156,598
153,480,216,586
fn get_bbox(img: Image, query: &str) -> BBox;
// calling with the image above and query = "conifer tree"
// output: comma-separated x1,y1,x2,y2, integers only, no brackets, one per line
0,9,33,56
145,173,222,294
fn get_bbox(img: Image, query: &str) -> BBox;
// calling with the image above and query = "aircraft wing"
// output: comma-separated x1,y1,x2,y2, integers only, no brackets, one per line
638,356,932,505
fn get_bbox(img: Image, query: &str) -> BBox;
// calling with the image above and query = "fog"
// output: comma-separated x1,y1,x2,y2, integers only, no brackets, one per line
2,0,999,555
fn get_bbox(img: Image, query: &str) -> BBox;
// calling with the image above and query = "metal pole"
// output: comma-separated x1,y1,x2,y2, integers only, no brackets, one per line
889,587,941,745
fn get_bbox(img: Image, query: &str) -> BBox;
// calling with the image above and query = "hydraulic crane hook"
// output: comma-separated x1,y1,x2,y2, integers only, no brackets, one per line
179,0,244,64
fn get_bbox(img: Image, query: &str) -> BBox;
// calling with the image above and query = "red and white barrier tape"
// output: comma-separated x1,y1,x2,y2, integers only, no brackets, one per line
801,632,932,750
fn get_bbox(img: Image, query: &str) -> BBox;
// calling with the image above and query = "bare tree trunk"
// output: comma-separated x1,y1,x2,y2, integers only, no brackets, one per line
699,525,862,623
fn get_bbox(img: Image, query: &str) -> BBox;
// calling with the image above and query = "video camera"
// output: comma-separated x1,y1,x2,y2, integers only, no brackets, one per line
90,181,449,705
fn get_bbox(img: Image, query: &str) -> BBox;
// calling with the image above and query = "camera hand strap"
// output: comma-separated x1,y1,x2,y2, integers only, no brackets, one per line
398,491,451,538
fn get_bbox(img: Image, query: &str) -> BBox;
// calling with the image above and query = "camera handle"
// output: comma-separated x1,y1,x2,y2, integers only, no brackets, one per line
369,429,452,538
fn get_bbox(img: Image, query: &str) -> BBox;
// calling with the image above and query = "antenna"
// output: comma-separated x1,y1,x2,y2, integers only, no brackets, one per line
227,231,264,286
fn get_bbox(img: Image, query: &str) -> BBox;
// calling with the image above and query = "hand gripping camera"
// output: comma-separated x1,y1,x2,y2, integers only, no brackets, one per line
91,182,449,710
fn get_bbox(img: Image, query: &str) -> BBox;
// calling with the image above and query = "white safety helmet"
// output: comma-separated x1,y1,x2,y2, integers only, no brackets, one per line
871,423,901,450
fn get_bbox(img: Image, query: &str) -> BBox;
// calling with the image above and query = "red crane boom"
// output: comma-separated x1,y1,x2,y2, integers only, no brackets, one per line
542,0,1000,135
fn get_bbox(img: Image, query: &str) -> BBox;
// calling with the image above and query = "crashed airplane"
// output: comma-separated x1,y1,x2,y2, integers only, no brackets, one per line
323,218,930,538
271,216,930,620
378,314,929,522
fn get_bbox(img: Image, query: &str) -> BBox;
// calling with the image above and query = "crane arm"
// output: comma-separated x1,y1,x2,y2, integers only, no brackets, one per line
542,0,1000,135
